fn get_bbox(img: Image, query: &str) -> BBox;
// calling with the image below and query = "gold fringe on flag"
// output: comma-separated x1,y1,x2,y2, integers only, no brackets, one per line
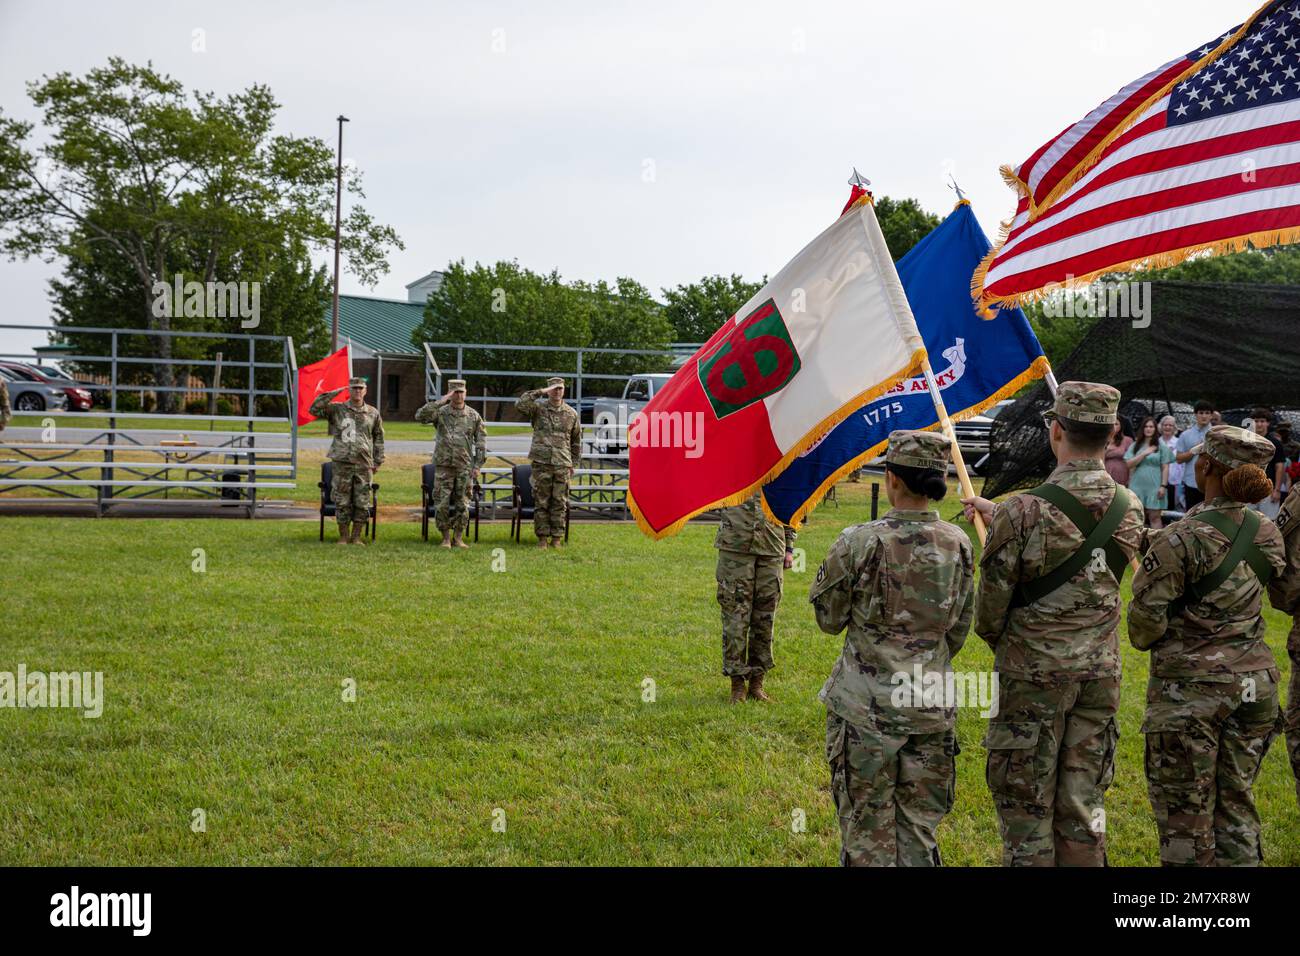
626,346,928,541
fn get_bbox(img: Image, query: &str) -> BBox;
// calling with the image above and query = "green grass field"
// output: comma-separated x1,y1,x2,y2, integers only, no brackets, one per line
0,483,1296,866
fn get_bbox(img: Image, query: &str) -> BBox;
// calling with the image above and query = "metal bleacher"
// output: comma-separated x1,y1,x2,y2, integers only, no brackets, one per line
0,324,299,516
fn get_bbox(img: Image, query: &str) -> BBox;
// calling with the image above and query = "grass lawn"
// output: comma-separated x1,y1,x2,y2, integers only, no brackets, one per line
0,483,1296,865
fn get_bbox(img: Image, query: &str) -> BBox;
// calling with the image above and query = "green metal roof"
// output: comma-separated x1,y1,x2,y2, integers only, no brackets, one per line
333,295,424,355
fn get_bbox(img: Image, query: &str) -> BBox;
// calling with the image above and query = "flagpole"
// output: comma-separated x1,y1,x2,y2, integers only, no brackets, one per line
347,338,353,378
920,356,986,545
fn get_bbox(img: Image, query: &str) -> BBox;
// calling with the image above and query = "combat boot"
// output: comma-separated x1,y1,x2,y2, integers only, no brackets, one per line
349,521,366,546
748,672,771,703
452,531,469,549
729,676,747,704
337,522,350,545
439,531,452,549
550,536,562,548
538,537,549,550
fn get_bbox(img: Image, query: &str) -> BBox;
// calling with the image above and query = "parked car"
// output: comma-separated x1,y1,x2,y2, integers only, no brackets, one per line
952,399,1016,473
592,373,673,455
0,361,95,411
0,366,70,412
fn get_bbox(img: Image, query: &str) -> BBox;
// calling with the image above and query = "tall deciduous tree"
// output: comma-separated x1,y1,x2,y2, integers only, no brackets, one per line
0,58,401,409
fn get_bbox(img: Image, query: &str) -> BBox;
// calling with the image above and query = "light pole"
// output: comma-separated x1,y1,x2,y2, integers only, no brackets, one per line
331,114,350,352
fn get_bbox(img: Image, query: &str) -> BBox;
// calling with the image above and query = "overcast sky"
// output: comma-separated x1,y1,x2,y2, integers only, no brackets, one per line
0,0,1245,355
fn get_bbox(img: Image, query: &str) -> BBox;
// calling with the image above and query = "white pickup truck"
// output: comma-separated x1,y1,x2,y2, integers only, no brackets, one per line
592,373,672,456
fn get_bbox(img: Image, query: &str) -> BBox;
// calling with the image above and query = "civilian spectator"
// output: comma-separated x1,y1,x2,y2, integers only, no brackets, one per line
1159,415,1183,509
1104,416,1134,485
1125,416,1174,528
1175,400,1216,509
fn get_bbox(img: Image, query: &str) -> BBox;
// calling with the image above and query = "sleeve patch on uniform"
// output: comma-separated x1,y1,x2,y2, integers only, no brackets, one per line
1141,550,1163,575
1278,506,1293,533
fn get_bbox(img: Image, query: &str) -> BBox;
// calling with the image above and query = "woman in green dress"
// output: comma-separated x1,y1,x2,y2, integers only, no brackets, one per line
1125,415,1174,527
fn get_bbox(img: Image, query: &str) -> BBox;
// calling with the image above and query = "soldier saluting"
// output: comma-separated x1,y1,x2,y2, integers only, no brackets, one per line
811,430,974,866
310,376,385,545
416,378,486,549
516,376,581,549
962,382,1144,867
1131,425,1287,866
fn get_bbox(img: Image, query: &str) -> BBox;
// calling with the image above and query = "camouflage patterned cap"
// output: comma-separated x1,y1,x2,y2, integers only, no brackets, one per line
1044,381,1119,425
1196,424,1275,470
448,379,467,392
546,376,565,388
886,429,952,470
348,377,367,388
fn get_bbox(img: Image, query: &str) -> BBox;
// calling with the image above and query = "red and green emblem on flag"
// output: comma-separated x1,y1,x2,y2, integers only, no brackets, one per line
697,299,801,419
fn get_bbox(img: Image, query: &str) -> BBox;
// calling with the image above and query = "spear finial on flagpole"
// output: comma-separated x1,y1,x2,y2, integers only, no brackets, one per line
848,167,871,190
947,175,968,205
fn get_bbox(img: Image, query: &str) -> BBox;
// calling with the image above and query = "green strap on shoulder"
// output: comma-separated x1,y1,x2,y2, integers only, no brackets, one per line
1012,483,1132,607
1170,508,1273,616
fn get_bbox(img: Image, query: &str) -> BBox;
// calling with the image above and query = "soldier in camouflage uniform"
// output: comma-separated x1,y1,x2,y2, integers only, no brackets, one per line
0,378,9,433
811,431,974,866
1268,481,1300,808
310,376,385,545
416,378,486,548
715,489,796,704
516,376,582,549
1131,425,1287,866
962,382,1144,866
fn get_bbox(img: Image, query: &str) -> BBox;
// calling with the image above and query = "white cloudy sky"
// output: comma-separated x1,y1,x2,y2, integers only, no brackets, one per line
0,0,1246,354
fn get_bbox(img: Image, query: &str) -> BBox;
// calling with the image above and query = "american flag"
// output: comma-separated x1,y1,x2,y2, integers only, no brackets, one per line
974,0,1300,313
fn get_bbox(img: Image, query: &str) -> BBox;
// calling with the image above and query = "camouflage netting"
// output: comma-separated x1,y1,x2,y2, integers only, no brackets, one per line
981,280,1300,499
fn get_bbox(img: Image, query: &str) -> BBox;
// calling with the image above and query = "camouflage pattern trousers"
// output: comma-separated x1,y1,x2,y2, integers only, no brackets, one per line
1143,668,1281,867
1288,627,1300,809
984,675,1120,866
826,712,957,866
434,465,472,535
715,549,783,678
530,463,569,538
331,461,373,527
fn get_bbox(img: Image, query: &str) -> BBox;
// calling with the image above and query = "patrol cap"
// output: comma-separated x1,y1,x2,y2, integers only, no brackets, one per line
1043,381,1119,426
1194,424,1275,470
347,377,367,388
885,429,952,470
546,376,565,388
448,379,467,392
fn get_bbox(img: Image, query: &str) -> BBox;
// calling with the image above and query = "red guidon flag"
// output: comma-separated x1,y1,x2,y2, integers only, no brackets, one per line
628,196,927,539
974,0,1300,314
296,344,350,425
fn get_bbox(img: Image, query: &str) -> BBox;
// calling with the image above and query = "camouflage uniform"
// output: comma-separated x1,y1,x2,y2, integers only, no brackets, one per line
714,490,796,680
1131,425,1287,866
415,379,487,537
1268,483,1300,807
516,378,582,540
310,380,385,533
0,379,9,432
811,431,974,867
975,383,1144,866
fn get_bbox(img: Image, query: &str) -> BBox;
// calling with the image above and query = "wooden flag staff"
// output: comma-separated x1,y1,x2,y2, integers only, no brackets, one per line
920,356,985,545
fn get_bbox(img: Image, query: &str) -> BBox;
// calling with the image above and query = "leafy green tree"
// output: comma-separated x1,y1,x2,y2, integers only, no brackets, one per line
575,278,674,378
0,58,401,409
874,196,942,261
661,274,764,342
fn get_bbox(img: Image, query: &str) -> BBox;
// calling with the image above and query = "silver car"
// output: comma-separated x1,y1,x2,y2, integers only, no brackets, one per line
0,366,69,412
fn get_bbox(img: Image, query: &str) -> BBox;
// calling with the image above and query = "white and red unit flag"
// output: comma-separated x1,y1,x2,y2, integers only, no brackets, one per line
628,195,927,540
974,0,1300,314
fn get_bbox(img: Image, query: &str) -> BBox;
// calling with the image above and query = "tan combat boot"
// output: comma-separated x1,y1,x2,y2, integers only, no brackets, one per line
452,531,469,549
538,537,549,550
550,536,562,549
729,676,747,704
337,522,350,545
349,521,366,546
747,672,771,703
439,531,452,549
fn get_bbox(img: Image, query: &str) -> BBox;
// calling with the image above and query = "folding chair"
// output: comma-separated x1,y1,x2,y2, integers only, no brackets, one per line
510,462,569,543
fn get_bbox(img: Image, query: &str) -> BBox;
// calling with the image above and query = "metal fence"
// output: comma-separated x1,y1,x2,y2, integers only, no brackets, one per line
0,324,299,515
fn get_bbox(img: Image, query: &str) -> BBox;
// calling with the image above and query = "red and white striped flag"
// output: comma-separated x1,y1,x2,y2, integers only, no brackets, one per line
974,0,1300,314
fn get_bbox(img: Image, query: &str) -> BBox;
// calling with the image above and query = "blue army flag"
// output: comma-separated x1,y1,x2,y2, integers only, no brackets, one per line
761,199,1049,528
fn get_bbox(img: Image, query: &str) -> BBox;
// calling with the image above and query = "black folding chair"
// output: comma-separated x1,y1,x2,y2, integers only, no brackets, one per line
319,460,379,541
510,462,569,543
421,463,480,542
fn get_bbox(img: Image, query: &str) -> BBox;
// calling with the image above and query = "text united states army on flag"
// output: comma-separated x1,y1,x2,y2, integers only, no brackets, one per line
974,0,1300,313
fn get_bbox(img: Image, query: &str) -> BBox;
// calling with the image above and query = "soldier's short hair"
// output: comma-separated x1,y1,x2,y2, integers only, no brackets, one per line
1057,417,1113,453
